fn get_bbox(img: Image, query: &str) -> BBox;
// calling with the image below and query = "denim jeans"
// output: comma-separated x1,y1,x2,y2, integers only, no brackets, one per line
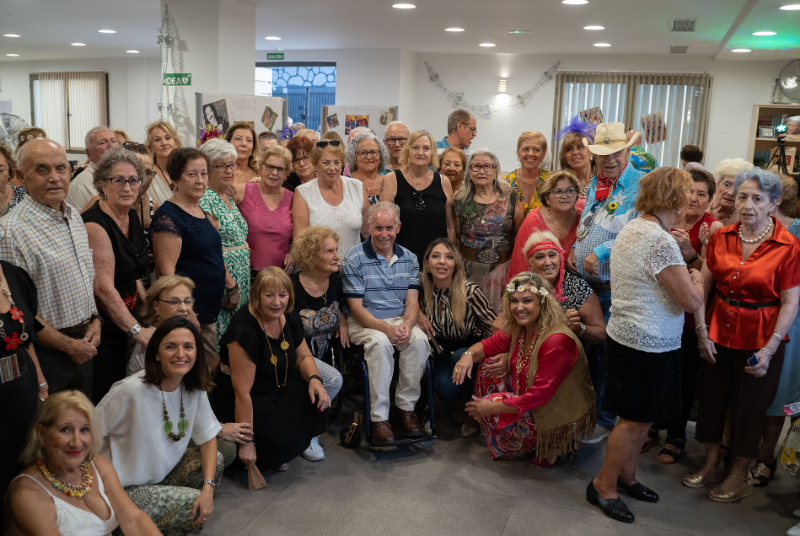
590,288,617,429
433,348,476,403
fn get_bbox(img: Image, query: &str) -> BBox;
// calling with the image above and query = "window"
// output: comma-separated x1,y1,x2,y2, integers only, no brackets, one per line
553,72,712,167
255,62,336,132
30,71,108,151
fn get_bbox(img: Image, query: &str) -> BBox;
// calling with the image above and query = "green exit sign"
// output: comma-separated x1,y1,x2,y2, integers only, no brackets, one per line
162,73,192,86
267,52,284,60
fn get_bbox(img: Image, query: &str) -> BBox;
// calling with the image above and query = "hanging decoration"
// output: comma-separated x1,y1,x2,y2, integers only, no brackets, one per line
157,4,176,121
425,60,560,116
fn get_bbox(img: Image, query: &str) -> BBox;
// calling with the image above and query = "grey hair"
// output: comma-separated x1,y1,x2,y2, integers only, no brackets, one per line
347,132,390,173
447,109,472,135
384,121,409,133
368,201,401,226
199,138,238,165
455,148,510,202
734,168,783,203
85,126,111,150
93,146,146,196
713,158,753,184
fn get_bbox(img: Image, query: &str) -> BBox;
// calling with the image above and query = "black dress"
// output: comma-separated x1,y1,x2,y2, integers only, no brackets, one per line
290,271,343,361
82,201,149,404
282,173,302,192
394,170,448,262
212,307,325,470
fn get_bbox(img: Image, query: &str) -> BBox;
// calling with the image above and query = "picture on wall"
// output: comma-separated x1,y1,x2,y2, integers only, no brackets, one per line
202,99,230,134
770,145,797,172
321,105,398,141
195,93,287,144
578,107,603,125
326,114,340,129
641,112,669,145
345,114,369,135
380,109,395,126
261,105,278,131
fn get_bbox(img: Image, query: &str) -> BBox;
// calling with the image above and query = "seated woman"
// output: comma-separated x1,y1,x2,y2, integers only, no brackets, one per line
212,267,330,472
453,271,596,466
96,317,222,535
417,238,496,437
5,391,160,536
289,226,346,461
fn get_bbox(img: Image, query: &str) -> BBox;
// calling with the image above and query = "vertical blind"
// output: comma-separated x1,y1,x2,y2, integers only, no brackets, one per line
36,72,107,151
552,72,712,168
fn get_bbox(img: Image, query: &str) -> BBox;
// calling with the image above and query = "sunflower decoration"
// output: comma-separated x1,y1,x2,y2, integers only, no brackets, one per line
605,201,619,216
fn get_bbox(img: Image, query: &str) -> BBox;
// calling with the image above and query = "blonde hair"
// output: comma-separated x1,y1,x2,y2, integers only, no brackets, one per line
420,238,467,332
0,142,17,179
399,130,439,169
635,167,693,214
224,121,260,175
112,129,130,144
438,147,467,173
539,170,580,209
322,131,344,144
499,272,566,343
260,145,293,175
145,120,183,152
291,226,341,272
140,275,195,325
517,131,548,154
251,266,295,314
558,131,595,175
20,391,102,465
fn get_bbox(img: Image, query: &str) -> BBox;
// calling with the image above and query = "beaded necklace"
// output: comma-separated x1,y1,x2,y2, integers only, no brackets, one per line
739,218,773,244
35,456,93,498
514,331,539,395
0,277,27,351
161,384,188,441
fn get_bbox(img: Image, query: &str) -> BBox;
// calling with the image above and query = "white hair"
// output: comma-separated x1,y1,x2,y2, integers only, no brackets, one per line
84,126,111,150
347,132,390,173
17,138,66,172
713,158,753,184
368,201,401,226
199,138,238,165
385,121,408,132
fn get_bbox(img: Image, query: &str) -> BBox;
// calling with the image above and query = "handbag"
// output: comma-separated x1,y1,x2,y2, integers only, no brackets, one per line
778,416,800,477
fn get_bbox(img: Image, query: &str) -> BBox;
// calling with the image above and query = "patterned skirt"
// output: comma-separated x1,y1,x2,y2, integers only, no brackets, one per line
217,244,251,344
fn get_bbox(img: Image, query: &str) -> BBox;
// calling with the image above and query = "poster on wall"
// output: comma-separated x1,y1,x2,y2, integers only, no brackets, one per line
195,93,287,143
578,107,603,125
640,112,669,145
322,105,399,141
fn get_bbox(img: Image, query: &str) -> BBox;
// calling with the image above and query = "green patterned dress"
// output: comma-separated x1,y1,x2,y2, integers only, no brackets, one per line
199,188,250,343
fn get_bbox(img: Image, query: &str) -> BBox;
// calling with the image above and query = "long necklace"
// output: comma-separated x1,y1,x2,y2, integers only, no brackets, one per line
161,385,188,441
651,213,668,232
302,273,329,306
36,456,93,498
514,331,539,394
0,277,27,351
739,218,773,244
257,315,289,387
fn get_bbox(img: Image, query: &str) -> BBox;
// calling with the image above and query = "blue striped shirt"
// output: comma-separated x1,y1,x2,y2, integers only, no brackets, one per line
341,239,419,320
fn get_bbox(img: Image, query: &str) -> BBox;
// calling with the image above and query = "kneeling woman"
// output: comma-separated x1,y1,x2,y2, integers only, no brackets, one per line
453,271,596,465
96,317,222,535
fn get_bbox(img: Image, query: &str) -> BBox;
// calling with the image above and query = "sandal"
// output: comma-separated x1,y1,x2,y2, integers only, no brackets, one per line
656,436,686,465
641,428,659,454
751,459,777,488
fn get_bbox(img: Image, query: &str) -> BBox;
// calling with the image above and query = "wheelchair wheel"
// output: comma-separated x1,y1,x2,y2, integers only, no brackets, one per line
340,424,362,449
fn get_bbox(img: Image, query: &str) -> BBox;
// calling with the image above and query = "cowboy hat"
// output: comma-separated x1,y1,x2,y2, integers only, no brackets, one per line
583,122,641,156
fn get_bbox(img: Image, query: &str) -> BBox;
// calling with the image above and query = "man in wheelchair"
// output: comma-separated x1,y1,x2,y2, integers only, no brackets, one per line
341,202,431,445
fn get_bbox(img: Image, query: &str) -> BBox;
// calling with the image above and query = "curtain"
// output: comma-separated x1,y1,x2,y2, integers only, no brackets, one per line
36,71,107,150
38,73,67,148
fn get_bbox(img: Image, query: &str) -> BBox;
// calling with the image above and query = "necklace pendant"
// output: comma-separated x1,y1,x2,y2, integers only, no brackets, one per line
270,355,278,365
280,340,289,351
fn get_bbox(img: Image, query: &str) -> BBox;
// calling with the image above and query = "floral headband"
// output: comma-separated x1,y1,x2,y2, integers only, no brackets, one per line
505,282,549,297
19,134,45,142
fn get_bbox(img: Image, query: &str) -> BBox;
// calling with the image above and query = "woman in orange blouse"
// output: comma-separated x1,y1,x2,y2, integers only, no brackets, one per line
685,168,800,503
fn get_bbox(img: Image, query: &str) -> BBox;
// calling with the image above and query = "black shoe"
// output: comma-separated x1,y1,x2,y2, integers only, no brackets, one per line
617,478,659,503
586,481,635,523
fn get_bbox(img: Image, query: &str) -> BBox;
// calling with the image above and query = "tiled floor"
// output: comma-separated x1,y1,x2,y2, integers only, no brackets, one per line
204,410,799,536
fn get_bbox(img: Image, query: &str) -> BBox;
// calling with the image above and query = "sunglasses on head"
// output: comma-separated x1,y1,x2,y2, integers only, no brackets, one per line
316,141,341,148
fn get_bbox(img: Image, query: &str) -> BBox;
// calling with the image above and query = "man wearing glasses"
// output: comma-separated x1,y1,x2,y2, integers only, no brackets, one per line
435,109,477,156
382,121,411,173
66,126,120,210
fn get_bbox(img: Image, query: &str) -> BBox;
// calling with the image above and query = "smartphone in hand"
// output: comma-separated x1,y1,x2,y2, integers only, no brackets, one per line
747,354,759,367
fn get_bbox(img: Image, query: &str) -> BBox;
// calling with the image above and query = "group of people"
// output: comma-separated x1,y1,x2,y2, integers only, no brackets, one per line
0,107,798,535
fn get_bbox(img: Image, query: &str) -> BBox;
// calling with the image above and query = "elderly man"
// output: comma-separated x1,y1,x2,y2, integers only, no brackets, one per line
383,121,410,173
0,138,101,396
436,109,476,155
342,201,430,445
65,126,119,210
569,122,644,444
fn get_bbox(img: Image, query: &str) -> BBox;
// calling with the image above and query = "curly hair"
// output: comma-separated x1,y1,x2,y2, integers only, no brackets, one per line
290,226,341,272
347,132,389,173
635,167,692,214
286,135,316,160
499,271,567,343
777,175,800,218
260,145,293,176
680,144,703,164
224,121,259,175
93,146,146,196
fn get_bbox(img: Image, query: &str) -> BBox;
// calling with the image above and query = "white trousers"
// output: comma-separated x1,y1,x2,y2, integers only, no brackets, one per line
347,316,430,422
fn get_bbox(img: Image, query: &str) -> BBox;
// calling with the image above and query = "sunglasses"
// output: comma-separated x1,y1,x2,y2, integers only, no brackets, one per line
316,141,341,148
412,190,425,211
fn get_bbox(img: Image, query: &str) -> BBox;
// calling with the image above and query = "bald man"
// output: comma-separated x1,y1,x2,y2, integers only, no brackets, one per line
0,138,100,396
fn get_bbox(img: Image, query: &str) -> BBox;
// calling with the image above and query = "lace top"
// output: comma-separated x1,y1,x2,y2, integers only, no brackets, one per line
607,218,686,352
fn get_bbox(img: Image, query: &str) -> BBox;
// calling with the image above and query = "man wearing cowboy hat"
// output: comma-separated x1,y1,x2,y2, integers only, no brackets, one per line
569,122,645,443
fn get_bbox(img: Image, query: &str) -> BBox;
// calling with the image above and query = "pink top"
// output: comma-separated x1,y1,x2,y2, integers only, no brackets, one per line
481,330,578,427
238,183,293,271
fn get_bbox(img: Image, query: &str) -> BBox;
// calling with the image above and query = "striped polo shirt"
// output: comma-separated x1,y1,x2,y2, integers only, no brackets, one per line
341,238,419,320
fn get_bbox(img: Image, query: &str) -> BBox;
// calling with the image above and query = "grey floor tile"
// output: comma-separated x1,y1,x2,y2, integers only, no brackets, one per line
202,472,283,535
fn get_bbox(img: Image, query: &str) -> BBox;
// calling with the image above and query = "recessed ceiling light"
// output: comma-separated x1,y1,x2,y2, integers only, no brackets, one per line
264,36,281,40
584,25,605,30
779,4,800,10
126,50,140,54
594,42,611,47
6,54,19,57
3,34,20,38
508,30,531,34
71,43,86,47
445,28,465,32
98,29,116,34
752,31,777,36
731,48,751,53
562,0,589,4
479,43,496,47
392,3,416,8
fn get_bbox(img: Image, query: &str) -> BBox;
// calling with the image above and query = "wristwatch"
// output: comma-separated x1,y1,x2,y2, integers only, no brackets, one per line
127,323,142,337
203,479,216,489
579,323,586,337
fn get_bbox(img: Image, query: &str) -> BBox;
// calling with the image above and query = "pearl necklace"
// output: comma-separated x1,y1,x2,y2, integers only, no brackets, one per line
739,218,773,244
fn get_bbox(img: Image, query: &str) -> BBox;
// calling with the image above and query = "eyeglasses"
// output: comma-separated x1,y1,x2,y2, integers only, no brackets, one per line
384,137,408,145
356,150,380,158
263,164,287,174
214,162,239,172
144,169,157,179
412,190,425,211
103,176,143,188
469,163,497,173
293,156,311,164
158,297,195,307
442,163,462,170
459,122,477,134
550,187,578,198
316,140,341,148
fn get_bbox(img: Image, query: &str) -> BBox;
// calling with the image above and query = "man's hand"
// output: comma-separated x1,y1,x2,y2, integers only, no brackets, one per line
67,338,98,365
583,252,600,276
84,319,102,347
566,248,577,272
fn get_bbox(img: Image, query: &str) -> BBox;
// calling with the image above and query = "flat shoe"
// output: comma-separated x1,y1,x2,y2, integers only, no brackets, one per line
275,463,289,472
586,481,635,524
617,479,659,503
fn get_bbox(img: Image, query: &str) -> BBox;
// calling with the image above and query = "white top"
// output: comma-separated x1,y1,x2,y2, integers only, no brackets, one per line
14,461,118,536
607,218,686,352
296,176,363,258
65,163,97,212
126,345,145,377
148,176,173,206
96,371,221,487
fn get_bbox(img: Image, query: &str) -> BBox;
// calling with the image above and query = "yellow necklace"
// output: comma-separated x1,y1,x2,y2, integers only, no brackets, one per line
514,331,538,394
257,314,289,387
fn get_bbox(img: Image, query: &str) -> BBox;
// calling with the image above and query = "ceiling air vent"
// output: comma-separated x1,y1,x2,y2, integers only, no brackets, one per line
670,46,689,54
670,19,697,32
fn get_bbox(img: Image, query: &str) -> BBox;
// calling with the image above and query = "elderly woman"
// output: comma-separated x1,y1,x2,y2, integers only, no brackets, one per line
97,317,222,535
151,148,236,369
212,267,330,472
232,145,295,277
5,391,161,536
348,132,390,204
283,136,317,192
509,170,582,280
438,147,467,195
224,122,259,185
586,167,704,523
709,158,753,227
686,168,800,503
503,131,550,216
453,271,595,465
82,147,151,404
289,226,346,461
198,139,251,342
0,143,25,214
293,140,368,259
417,238,496,437
145,120,182,205
453,149,523,311
381,130,456,262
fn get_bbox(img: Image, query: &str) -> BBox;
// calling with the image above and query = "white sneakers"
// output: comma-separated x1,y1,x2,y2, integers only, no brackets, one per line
302,436,325,461
789,510,800,536
581,425,612,444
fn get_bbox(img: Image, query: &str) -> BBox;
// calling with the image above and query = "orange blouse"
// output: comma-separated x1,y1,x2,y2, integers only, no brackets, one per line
706,217,800,350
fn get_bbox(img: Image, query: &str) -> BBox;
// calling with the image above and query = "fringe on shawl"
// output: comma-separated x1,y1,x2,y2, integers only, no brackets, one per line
535,400,597,463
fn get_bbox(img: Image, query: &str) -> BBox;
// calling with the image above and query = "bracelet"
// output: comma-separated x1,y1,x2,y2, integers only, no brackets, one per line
38,381,48,388
309,374,323,384
687,253,699,265
202,479,216,489
463,350,474,357
695,324,709,332
773,332,782,341
692,279,703,286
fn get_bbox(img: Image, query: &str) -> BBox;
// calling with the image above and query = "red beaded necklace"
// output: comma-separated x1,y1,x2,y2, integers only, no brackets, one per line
35,456,94,498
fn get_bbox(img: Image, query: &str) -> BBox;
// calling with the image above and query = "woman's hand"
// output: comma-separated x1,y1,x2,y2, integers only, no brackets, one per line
697,329,717,364
337,320,350,348
745,348,772,378
238,442,257,467
37,382,49,403
223,287,240,311
483,353,509,377
566,248,577,272
698,222,711,246
417,313,435,340
309,378,330,411
465,396,495,419
225,185,239,199
670,229,695,261
191,486,214,526
283,253,295,274
565,308,582,333
452,353,475,385
218,422,254,445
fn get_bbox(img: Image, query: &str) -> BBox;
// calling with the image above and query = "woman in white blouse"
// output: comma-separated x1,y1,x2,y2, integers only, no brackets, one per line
291,140,369,258
96,317,222,536
586,168,704,524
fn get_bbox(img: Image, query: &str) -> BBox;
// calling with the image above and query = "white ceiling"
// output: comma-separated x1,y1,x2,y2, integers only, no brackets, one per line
1,0,799,62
